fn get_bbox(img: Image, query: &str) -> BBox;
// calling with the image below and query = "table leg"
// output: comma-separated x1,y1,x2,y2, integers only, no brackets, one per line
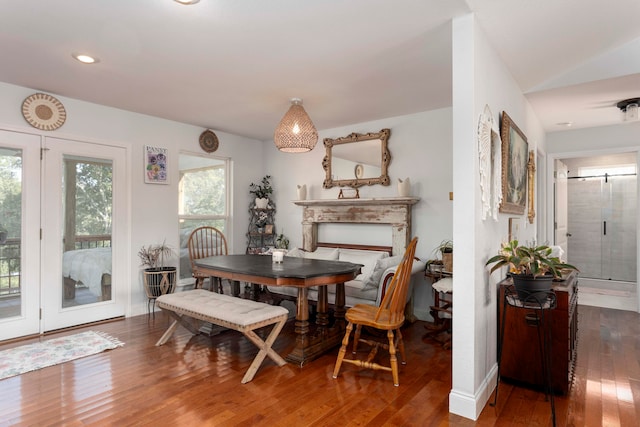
231,280,241,297
316,285,329,327
334,282,346,326
294,287,310,337
286,287,310,366
285,283,349,366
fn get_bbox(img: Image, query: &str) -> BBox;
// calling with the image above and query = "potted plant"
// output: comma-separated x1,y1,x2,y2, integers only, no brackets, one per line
275,232,289,250
138,241,177,300
486,240,578,302
249,175,273,209
436,239,453,272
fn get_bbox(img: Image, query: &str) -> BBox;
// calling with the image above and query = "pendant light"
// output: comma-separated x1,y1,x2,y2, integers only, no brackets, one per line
273,98,318,152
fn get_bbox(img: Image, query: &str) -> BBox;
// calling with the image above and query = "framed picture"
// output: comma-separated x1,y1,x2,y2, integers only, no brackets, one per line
144,146,169,184
499,112,528,214
508,217,522,242
264,224,274,234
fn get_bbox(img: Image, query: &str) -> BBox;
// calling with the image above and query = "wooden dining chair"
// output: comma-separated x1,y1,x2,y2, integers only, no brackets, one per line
332,237,418,386
187,226,228,292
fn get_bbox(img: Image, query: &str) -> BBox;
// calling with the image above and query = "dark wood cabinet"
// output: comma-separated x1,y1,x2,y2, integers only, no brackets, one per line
497,272,578,394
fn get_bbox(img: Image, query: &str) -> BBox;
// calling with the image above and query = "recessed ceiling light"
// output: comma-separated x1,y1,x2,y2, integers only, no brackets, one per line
557,122,573,127
174,0,200,4
72,53,99,64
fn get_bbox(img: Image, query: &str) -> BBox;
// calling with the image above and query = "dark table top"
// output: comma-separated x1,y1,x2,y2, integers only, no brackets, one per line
194,254,362,281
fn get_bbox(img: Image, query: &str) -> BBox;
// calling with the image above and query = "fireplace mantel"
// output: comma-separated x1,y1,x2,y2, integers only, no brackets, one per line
293,197,419,256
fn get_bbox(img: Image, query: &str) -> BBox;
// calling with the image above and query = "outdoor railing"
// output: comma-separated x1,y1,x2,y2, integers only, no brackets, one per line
0,238,21,297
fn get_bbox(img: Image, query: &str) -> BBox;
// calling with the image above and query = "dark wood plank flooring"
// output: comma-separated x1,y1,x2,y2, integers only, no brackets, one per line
0,304,637,426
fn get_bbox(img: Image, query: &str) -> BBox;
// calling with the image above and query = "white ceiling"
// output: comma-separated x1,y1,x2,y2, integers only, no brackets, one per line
1,0,639,141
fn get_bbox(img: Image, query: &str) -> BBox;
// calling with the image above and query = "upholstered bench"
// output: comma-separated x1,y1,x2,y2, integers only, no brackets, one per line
155,289,289,383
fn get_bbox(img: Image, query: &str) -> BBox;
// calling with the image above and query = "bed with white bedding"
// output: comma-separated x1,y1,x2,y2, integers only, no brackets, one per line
62,247,112,300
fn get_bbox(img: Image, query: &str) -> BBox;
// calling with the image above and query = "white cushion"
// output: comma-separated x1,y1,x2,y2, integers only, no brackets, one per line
433,277,453,293
306,247,340,260
286,247,305,258
286,247,340,261
338,249,388,284
362,255,403,290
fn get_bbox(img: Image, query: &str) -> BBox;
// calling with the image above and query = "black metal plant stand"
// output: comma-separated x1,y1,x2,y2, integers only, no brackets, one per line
492,285,557,427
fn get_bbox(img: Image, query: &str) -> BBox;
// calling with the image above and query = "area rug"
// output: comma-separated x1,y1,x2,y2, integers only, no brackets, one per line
0,330,124,381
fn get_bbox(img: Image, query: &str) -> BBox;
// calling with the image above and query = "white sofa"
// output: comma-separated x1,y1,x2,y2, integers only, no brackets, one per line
266,246,426,309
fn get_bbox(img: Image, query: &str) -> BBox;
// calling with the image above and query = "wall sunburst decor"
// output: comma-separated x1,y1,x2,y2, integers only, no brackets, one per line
21,93,67,131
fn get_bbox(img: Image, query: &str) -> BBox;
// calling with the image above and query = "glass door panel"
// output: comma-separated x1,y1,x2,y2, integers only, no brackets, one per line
0,131,40,340
61,156,113,307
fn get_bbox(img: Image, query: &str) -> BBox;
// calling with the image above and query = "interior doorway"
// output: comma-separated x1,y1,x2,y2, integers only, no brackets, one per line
556,151,638,312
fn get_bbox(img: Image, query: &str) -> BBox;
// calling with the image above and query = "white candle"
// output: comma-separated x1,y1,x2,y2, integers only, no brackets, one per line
272,250,284,263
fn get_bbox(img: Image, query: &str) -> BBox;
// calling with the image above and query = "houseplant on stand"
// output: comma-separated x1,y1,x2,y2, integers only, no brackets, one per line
138,241,177,311
249,175,273,209
486,240,578,302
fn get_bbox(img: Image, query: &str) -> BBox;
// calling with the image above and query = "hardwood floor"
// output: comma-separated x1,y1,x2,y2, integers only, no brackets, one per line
0,304,638,426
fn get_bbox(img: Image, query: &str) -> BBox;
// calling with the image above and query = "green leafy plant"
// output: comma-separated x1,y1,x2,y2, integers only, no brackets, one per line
138,241,176,269
249,175,273,199
436,239,453,254
485,240,578,278
275,233,289,250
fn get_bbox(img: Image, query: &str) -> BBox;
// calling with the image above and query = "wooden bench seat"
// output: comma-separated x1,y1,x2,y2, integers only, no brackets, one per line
155,289,289,383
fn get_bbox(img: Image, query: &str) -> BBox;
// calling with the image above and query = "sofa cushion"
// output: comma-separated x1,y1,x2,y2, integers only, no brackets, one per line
362,255,403,290
338,249,388,284
286,247,340,260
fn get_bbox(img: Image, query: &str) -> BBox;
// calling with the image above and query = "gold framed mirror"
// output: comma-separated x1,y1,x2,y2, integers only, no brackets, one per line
322,128,391,189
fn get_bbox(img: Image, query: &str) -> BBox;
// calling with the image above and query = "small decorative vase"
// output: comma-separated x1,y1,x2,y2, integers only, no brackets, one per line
255,197,269,209
297,184,307,200
398,178,411,197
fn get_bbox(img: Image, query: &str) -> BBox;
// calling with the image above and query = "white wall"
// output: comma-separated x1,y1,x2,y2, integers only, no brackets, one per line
449,14,547,420
0,81,264,316
263,109,454,321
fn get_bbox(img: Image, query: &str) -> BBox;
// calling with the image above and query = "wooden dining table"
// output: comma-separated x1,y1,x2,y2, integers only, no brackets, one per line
193,254,362,366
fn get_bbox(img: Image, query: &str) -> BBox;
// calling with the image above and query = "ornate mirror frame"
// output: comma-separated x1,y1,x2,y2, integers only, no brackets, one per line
322,128,391,189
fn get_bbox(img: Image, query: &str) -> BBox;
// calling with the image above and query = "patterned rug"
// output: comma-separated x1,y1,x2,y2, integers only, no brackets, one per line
0,330,124,381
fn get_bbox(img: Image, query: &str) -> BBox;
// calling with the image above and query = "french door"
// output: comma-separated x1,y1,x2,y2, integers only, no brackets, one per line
0,131,128,340
41,137,127,331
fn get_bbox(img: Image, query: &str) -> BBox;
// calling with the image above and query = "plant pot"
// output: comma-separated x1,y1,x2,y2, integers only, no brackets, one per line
442,252,453,272
255,197,269,209
511,274,553,304
143,267,176,298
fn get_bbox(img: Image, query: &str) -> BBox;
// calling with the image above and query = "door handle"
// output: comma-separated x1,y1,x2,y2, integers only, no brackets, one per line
603,221,606,236
566,233,572,237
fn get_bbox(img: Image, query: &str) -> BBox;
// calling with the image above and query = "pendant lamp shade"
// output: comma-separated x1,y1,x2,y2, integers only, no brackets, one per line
274,98,318,152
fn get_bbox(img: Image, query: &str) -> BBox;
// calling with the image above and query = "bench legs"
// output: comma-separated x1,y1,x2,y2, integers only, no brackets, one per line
241,318,287,383
155,310,287,383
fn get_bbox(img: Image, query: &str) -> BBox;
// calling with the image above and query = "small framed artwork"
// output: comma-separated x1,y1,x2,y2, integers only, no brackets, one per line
499,112,528,214
508,217,522,242
144,146,168,184
264,224,274,235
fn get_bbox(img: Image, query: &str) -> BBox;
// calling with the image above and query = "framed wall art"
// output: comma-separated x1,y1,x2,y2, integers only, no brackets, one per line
508,217,522,242
144,145,169,184
499,112,528,214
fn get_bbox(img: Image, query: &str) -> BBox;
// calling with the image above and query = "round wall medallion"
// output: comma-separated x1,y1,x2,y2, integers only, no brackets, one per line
21,93,67,131
199,129,219,153
354,164,364,179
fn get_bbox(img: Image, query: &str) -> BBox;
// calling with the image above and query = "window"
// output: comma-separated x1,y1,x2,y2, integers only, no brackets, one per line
178,153,229,279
